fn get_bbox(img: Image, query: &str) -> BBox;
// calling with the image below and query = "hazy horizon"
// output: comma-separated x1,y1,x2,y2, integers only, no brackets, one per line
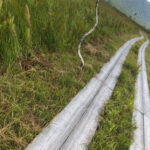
106,0,150,30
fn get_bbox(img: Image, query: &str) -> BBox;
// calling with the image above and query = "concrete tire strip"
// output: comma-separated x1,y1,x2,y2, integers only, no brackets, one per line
130,40,150,150
25,36,143,150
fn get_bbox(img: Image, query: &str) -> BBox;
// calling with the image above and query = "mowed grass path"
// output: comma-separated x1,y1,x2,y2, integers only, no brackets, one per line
88,40,145,150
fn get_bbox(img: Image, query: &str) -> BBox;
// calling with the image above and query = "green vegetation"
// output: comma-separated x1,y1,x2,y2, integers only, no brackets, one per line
0,0,139,69
88,40,145,150
0,0,150,149
146,44,150,87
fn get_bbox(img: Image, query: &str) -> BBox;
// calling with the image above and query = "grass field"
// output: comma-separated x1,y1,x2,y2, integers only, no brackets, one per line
0,0,150,149
0,0,140,69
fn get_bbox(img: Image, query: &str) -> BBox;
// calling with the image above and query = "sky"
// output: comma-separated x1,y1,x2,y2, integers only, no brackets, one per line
106,0,150,30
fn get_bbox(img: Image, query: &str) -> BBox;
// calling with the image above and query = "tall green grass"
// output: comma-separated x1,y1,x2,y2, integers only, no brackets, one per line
0,0,138,68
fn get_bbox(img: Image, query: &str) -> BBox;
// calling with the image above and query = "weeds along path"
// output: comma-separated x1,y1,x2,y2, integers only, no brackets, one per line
130,40,150,150
25,36,143,150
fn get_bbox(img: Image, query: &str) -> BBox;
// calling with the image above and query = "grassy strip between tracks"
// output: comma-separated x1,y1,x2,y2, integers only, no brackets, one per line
146,43,150,88
88,39,145,150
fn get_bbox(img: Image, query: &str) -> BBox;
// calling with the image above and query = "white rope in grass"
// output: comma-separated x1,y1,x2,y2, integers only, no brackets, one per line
78,0,100,66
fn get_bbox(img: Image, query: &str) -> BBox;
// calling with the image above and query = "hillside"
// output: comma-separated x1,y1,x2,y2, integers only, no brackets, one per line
0,0,150,149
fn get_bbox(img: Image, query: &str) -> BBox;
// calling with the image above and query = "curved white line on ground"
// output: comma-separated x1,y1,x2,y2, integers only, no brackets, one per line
25,36,143,150
78,0,99,66
130,40,150,150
